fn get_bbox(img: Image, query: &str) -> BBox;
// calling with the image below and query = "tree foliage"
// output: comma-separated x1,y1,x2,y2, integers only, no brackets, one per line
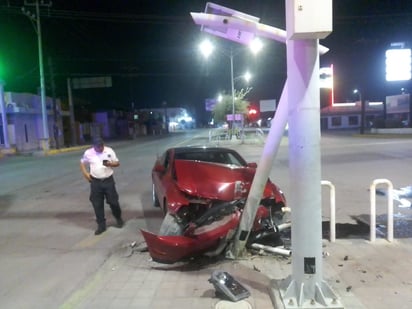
212,87,252,123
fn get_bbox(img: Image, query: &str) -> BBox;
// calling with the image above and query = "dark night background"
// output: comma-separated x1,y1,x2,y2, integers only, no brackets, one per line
1,0,412,125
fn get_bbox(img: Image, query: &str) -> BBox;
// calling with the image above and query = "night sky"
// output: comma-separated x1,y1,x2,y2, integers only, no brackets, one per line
1,0,412,124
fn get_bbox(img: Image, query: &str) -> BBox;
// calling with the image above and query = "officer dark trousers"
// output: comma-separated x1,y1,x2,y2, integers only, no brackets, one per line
89,176,122,229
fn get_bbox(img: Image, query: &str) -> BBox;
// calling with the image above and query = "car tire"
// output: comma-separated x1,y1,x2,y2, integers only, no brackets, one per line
159,212,183,236
152,183,160,207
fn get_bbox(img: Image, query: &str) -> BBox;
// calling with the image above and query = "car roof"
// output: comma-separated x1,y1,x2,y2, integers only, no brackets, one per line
171,146,237,154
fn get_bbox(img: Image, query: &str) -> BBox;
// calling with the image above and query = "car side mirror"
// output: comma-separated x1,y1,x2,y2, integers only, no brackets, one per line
154,164,166,173
247,162,257,168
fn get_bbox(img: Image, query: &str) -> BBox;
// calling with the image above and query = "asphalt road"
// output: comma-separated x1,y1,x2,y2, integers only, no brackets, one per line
0,130,207,308
0,129,411,308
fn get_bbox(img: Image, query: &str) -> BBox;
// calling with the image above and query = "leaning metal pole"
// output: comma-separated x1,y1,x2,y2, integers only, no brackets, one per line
228,81,289,258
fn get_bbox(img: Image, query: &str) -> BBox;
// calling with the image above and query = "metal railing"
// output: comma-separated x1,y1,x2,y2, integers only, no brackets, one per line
321,178,395,243
208,127,266,144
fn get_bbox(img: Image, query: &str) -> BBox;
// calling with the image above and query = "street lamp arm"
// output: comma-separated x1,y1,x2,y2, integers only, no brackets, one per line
233,72,252,83
22,8,38,34
191,12,329,55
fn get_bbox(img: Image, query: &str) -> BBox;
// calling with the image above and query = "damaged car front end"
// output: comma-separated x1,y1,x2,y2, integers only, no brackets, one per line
142,147,289,264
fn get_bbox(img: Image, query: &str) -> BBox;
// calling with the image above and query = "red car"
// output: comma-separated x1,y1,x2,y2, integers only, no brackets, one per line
143,146,288,263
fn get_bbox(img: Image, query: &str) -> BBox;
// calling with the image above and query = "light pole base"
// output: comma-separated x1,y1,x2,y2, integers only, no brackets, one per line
269,276,344,308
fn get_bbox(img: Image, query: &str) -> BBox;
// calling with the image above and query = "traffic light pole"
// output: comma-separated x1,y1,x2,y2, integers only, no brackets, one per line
191,2,342,307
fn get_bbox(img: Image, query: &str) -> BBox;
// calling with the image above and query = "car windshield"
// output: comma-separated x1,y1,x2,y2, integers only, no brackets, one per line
175,150,245,166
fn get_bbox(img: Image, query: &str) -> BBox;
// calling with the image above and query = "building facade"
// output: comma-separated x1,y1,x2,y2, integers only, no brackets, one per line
0,92,67,153
320,94,411,130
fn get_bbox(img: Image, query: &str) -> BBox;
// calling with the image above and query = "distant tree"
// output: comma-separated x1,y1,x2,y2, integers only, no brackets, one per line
212,88,251,123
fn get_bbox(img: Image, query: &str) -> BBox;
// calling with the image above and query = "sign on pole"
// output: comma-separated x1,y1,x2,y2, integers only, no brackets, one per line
72,76,112,89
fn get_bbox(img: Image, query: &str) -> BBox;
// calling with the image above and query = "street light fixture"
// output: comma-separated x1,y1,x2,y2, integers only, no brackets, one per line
354,88,365,134
244,71,251,82
234,71,252,84
249,37,263,55
198,39,214,58
199,38,262,129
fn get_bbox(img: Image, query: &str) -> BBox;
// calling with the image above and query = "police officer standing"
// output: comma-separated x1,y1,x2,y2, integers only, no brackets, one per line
80,137,124,235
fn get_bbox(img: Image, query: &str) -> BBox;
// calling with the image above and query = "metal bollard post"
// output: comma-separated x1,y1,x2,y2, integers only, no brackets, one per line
369,179,394,242
322,180,336,242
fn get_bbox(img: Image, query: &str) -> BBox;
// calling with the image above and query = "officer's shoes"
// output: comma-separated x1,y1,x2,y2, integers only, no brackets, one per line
116,218,124,228
94,227,106,235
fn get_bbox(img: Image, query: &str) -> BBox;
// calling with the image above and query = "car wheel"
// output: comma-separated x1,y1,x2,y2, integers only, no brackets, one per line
159,212,183,236
152,183,160,207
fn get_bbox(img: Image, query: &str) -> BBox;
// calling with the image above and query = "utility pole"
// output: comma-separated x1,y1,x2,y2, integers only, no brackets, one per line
67,78,77,146
360,97,365,134
354,89,364,134
22,0,52,152
48,57,59,149
0,79,10,149
230,48,235,135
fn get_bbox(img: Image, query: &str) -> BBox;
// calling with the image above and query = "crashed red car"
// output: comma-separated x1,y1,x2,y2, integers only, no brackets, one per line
141,146,288,264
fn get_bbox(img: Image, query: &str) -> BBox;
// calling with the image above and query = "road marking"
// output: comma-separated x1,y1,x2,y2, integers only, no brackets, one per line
73,233,104,249
59,271,103,309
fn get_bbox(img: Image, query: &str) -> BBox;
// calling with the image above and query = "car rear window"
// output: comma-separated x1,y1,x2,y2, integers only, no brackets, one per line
175,151,244,166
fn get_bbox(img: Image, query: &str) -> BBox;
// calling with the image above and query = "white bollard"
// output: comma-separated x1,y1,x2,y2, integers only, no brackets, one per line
370,179,394,242
321,180,336,242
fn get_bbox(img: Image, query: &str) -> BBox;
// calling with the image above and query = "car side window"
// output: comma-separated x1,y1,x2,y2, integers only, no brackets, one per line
164,151,171,170
227,153,242,166
215,152,227,164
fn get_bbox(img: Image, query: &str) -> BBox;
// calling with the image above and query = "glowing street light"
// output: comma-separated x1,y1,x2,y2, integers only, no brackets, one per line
198,38,262,127
198,39,214,58
235,71,252,83
249,37,263,55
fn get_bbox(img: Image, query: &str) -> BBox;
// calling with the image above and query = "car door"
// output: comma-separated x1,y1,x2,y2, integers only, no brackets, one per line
153,150,173,209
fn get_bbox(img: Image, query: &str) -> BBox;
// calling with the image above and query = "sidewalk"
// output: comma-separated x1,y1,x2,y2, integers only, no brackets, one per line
60,222,279,309
58,217,412,309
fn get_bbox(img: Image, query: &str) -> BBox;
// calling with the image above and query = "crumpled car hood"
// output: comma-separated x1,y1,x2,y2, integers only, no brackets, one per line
174,160,255,200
